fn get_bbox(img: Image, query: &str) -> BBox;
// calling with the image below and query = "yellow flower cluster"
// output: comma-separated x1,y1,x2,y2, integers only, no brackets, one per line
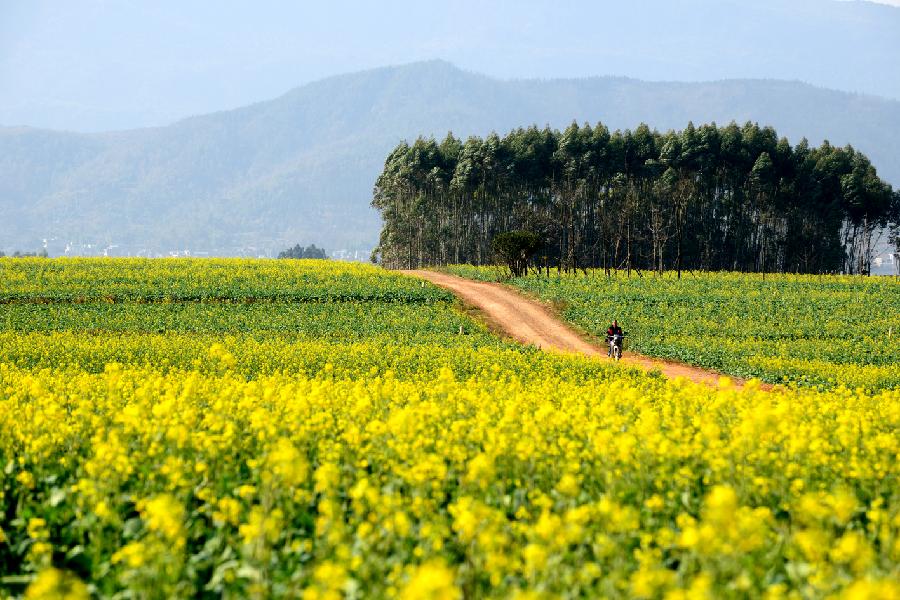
3,363,900,597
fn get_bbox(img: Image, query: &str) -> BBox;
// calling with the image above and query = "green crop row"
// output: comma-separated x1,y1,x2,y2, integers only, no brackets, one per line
0,258,448,304
444,266,900,391
0,301,495,346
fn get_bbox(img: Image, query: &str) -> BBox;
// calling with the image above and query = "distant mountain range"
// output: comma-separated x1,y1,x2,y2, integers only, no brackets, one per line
1,61,898,256
3,0,899,132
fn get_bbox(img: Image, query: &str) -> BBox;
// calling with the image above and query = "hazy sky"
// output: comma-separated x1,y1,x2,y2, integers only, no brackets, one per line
2,0,898,131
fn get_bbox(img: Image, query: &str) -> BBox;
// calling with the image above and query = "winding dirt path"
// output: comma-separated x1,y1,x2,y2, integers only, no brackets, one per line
405,270,763,389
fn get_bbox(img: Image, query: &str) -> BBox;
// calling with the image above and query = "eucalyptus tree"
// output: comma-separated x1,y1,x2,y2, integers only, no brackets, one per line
372,121,896,275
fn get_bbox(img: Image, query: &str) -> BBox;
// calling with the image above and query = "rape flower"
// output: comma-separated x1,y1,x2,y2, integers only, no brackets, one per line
240,506,283,546
400,561,459,600
265,437,309,487
213,497,242,526
842,579,900,600
556,473,580,497
25,568,89,600
140,495,186,546
831,531,874,574
522,544,548,573
17,470,35,489
111,541,146,568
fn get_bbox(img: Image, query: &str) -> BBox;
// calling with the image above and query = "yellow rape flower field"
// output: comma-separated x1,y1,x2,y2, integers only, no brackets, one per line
1,258,899,599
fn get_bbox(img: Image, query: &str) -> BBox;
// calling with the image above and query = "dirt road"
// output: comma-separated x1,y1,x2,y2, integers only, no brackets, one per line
405,269,760,389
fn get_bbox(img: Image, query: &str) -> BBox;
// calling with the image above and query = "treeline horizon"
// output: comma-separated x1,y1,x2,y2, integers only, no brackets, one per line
276,243,328,260
372,120,899,275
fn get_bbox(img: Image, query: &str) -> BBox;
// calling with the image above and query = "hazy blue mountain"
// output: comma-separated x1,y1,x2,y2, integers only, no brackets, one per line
1,61,898,256
1,0,899,132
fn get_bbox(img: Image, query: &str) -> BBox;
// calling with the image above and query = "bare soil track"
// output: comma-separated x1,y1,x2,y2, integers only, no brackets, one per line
405,270,769,390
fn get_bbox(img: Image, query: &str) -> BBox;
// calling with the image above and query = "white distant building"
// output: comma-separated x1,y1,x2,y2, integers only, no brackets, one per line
872,250,898,275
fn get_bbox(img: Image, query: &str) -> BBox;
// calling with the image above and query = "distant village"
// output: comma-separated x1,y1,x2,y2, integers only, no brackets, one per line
872,250,898,275
0,238,373,263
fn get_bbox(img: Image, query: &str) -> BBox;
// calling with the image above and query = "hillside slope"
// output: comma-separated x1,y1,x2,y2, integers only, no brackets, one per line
1,61,898,255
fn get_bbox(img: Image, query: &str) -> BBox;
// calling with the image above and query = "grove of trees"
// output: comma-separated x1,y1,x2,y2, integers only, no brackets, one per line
277,244,328,259
372,121,899,275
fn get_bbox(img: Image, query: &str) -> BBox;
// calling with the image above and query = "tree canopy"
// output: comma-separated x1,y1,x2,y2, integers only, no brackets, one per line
277,244,328,260
373,121,899,275
491,231,542,277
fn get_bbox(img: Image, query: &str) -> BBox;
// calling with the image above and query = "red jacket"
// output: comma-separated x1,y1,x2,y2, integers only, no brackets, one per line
607,325,623,337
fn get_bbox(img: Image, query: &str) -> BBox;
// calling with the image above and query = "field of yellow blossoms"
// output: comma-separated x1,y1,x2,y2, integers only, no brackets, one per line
1,258,899,598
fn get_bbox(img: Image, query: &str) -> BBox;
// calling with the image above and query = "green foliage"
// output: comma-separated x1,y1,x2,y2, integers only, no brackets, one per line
375,122,896,274
445,265,900,391
0,258,449,304
277,244,327,259
490,231,542,277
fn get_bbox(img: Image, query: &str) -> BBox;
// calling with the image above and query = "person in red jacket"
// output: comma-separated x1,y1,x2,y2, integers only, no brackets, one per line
606,320,624,357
